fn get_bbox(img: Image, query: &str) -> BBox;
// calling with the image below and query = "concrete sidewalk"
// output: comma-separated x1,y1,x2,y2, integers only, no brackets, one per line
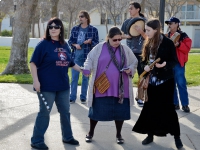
0,83,199,150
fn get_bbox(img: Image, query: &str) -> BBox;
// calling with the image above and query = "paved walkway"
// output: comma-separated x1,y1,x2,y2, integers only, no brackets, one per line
0,83,199,150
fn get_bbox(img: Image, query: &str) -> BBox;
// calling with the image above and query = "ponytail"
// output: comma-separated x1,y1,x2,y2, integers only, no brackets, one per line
139,12,145,18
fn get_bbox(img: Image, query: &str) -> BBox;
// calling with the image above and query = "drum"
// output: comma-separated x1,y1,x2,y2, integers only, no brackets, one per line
126,17,145,37
165,32,180,44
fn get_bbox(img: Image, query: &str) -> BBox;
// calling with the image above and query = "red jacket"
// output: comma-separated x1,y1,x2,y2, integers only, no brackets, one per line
169,31,192,67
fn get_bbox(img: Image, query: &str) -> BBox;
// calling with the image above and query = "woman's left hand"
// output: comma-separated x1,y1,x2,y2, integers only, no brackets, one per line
124,68,131,74
155,61,166,68
84,74,90,77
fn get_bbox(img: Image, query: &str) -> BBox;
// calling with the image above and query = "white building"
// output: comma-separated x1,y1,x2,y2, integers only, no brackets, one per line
175,2,200,47
1,17,12,31
89,4,200,48
1,2,200,47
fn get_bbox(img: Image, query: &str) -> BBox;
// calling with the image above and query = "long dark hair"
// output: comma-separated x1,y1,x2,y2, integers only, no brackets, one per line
129,2,145,17
44,17,66,45
79,10,91,25
106,26,122,42
141,19,162,61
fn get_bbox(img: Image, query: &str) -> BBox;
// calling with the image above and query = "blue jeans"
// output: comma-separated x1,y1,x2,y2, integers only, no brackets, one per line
173,63,189,106
70,60,89,101
31,89,74,144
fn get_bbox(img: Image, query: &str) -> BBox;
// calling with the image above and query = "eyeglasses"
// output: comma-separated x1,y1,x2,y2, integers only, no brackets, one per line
112,39,122,42
79,15,85,18
48,25,61,30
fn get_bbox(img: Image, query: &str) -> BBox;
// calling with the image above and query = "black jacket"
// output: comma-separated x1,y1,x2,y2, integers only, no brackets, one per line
141,34,178,80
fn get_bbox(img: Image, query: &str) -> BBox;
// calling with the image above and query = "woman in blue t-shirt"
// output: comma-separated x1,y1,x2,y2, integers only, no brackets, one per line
30,17,82,150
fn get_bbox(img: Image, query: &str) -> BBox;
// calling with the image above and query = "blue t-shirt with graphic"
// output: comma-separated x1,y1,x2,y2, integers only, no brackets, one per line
75,26,88,62
30,40,75,92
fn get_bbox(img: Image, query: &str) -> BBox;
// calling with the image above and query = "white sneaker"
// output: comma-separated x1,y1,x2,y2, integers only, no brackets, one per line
137,99,144,107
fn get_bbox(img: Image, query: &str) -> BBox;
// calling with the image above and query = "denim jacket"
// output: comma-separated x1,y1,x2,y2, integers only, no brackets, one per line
68,24,99,61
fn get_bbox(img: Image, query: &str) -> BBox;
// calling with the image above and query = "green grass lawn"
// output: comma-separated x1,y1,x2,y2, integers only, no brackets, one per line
0,46,200,86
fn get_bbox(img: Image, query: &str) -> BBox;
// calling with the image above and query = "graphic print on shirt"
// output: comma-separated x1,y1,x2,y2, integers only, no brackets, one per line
58,52,67,61
54,48,70,67
77,31,86,45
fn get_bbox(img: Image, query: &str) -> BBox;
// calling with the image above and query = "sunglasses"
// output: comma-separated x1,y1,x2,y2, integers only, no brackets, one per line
112,39,122,42
48,25,61,30
79,15,85,18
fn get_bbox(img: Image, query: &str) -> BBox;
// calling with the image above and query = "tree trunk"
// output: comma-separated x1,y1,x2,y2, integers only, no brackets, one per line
140,0,145,14
51,0,59,17
105,13,108,34
0,21,2,34
38,19,40,38
1,0,38,75
67,12,73,39
113,16,117,26
0,14,4,34
32,23,35,38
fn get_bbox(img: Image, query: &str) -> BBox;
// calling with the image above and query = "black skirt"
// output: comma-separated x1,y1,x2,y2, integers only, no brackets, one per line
132,78,180,136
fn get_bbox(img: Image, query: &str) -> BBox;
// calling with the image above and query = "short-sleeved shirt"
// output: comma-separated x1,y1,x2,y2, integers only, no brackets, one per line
121,17,145,54
30,39,75,92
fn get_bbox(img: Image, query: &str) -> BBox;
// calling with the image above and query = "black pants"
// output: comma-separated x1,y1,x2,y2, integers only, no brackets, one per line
134,53,143,76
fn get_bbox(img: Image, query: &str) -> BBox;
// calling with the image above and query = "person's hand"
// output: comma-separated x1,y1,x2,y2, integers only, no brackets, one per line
135,25,143,34
174,42,179,47
126,34,131,39
124,68,131,74
82,69,90,77
84,39,92,44
82,71,90,77
75,44,81,50
33,80,40,92
84,74,90,77
155,61,166,68
144,65,151,72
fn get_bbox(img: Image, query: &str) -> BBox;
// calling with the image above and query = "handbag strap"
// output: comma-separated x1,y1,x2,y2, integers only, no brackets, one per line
104,48,117,72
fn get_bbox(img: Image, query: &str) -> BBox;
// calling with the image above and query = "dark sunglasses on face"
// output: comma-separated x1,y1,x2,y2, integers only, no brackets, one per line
79,15,85,18
48,25,61,30
112,39,122,42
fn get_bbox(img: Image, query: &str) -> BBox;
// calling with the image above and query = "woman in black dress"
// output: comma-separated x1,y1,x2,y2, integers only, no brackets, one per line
132,19,183,149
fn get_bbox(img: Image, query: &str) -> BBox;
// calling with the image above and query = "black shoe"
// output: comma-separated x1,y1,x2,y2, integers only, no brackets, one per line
85,135,93,143
116,136,124,144
70,100,75,104
137,99,144,107
175,138,183,149
142,136,153,145
31,143,48,150
63,138,79,145
81,99,86,104
182,105,190,113
175,105,180,110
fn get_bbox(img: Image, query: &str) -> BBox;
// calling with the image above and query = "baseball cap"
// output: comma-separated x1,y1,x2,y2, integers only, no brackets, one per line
165,17,180,24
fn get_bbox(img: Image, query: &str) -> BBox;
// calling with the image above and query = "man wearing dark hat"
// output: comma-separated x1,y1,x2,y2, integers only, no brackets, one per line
165,17,192,113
